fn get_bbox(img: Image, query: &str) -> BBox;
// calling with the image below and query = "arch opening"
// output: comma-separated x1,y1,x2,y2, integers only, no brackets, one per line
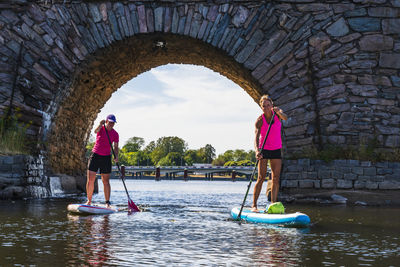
48,33,262,175
91,63,261,157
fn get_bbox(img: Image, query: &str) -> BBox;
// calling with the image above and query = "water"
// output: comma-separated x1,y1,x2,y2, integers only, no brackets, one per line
0,180,399,266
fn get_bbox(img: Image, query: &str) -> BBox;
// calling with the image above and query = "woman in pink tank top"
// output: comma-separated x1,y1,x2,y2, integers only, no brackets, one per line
86,114,119,208
251,95,288,212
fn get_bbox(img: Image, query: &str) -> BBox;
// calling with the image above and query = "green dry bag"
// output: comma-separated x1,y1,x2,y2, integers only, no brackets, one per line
267,202,285,214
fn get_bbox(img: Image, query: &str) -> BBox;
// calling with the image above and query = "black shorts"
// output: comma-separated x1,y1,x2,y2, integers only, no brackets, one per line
88,153,112,174
261,149,282,159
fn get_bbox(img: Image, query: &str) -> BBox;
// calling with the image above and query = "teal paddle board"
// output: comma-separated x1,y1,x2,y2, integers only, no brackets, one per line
231,207,310,227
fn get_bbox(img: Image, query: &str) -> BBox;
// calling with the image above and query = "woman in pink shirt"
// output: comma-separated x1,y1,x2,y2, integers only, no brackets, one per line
86,114,119,207
251,95,287,212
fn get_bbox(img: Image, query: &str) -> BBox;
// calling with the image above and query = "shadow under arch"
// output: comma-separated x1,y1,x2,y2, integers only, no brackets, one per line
47,33,262,177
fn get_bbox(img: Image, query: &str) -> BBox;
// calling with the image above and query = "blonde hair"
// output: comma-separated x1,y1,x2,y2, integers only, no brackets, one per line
259,95,273,106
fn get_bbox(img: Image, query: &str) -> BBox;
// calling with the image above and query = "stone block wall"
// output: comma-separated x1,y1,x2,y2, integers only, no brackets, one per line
281,159,400,190
0,0,399,179
0,154,85,199
0,154,86,199
0,155,49,199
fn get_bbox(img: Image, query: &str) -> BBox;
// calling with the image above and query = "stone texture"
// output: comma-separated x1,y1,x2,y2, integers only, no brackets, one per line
382,19,400,34
348,17,381,32
337,179,353,189
359,34,394,51
326,17,349,37
368,7,400,17
379,53,400,69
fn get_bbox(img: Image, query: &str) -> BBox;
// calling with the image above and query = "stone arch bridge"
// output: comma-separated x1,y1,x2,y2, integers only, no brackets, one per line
1,0,399,197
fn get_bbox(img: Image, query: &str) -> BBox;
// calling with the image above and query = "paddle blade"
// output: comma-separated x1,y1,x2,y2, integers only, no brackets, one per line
128,199,140,212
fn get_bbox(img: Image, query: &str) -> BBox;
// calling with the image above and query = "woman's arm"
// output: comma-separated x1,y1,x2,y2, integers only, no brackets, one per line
254,116,263,159
273,107,288,121
94,120,106,133
113,142,119,163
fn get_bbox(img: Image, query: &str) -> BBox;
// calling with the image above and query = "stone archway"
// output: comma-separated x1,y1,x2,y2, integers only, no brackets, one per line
1,1,399,197
49,33,262,175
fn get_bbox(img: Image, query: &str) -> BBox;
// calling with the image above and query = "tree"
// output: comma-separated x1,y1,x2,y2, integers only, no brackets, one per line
232,149,248,161
151,136,187,164
184,149,201,166
158,152,182,166
121,151,152,166
199,144,216,163
212,155,226,166
143,141,156,154
123,137,145,152
212,149,255,166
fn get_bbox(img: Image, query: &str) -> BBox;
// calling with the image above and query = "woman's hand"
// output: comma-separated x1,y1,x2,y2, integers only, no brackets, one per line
100,119,105,126
272,106,288,120
272,106,282,114
255,150,263,160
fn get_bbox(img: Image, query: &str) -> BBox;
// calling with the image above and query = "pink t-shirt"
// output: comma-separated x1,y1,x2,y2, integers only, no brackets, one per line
259,113,282,150
92,126,119,156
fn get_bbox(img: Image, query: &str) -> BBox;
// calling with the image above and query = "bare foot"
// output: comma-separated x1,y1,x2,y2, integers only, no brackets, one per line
251,207,259,212
85,201,91,206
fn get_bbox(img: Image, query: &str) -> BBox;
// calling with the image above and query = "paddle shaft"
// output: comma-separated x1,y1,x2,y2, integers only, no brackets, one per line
103,125,132,200
236,112,276,220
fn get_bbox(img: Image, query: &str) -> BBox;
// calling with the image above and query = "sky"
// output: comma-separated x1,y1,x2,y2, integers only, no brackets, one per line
92,64,261,156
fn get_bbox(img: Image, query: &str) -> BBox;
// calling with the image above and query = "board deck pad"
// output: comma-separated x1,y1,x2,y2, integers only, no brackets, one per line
231,207,310,227
67,203,118,215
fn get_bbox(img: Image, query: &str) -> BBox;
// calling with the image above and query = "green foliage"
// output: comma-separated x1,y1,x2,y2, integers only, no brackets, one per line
85,135,95,158
158,152,182,166
150,136,187,164
212,149,255,166
122,136,145,152
237,159,254,166
143,141,155,154
120,150,152,166
199,144,216,163
224,159,254,167
0,109,30,155
184,149,201,166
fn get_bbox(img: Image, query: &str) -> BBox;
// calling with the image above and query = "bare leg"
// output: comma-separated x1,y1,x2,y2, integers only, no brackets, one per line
251,159,268,211
270,159,282,203
266,178,272,201
86,170,97,205
101,173,111,207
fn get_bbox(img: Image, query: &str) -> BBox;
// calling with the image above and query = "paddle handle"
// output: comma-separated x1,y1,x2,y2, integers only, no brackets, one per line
237,112,276,220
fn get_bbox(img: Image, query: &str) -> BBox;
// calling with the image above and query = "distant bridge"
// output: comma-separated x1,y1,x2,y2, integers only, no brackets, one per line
110,165,270,180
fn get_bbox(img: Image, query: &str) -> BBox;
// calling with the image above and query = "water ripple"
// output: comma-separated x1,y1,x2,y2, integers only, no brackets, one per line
0,180,399,266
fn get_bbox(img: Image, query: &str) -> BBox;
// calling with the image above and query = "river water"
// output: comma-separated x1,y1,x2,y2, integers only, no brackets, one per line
0,180,399,266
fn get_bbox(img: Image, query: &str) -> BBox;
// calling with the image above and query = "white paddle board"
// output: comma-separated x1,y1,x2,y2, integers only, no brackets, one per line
67,203,118,215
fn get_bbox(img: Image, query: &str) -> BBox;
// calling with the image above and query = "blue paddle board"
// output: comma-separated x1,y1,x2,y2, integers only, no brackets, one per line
67,203,118,215
231,207,310,227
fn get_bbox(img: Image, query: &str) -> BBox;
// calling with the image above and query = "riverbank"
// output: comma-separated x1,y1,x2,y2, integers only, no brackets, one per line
280,188,400,207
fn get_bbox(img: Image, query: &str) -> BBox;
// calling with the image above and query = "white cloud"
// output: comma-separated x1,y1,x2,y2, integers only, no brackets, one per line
93,64,261,155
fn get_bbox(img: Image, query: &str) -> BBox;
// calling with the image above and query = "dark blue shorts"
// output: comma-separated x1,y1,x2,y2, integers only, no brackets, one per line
88,153,112,174
261,149,282,159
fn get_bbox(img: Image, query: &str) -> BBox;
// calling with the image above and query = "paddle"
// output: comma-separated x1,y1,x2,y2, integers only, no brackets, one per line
103,124,140,212
236,111,276,221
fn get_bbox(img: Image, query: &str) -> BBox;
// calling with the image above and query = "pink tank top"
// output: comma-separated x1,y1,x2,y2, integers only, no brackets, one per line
259,113,282,150
92,126,119,156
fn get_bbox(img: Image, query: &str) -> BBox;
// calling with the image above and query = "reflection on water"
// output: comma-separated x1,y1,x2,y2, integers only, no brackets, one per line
0,180,399,266
66,215,111,266
248,227,306,266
